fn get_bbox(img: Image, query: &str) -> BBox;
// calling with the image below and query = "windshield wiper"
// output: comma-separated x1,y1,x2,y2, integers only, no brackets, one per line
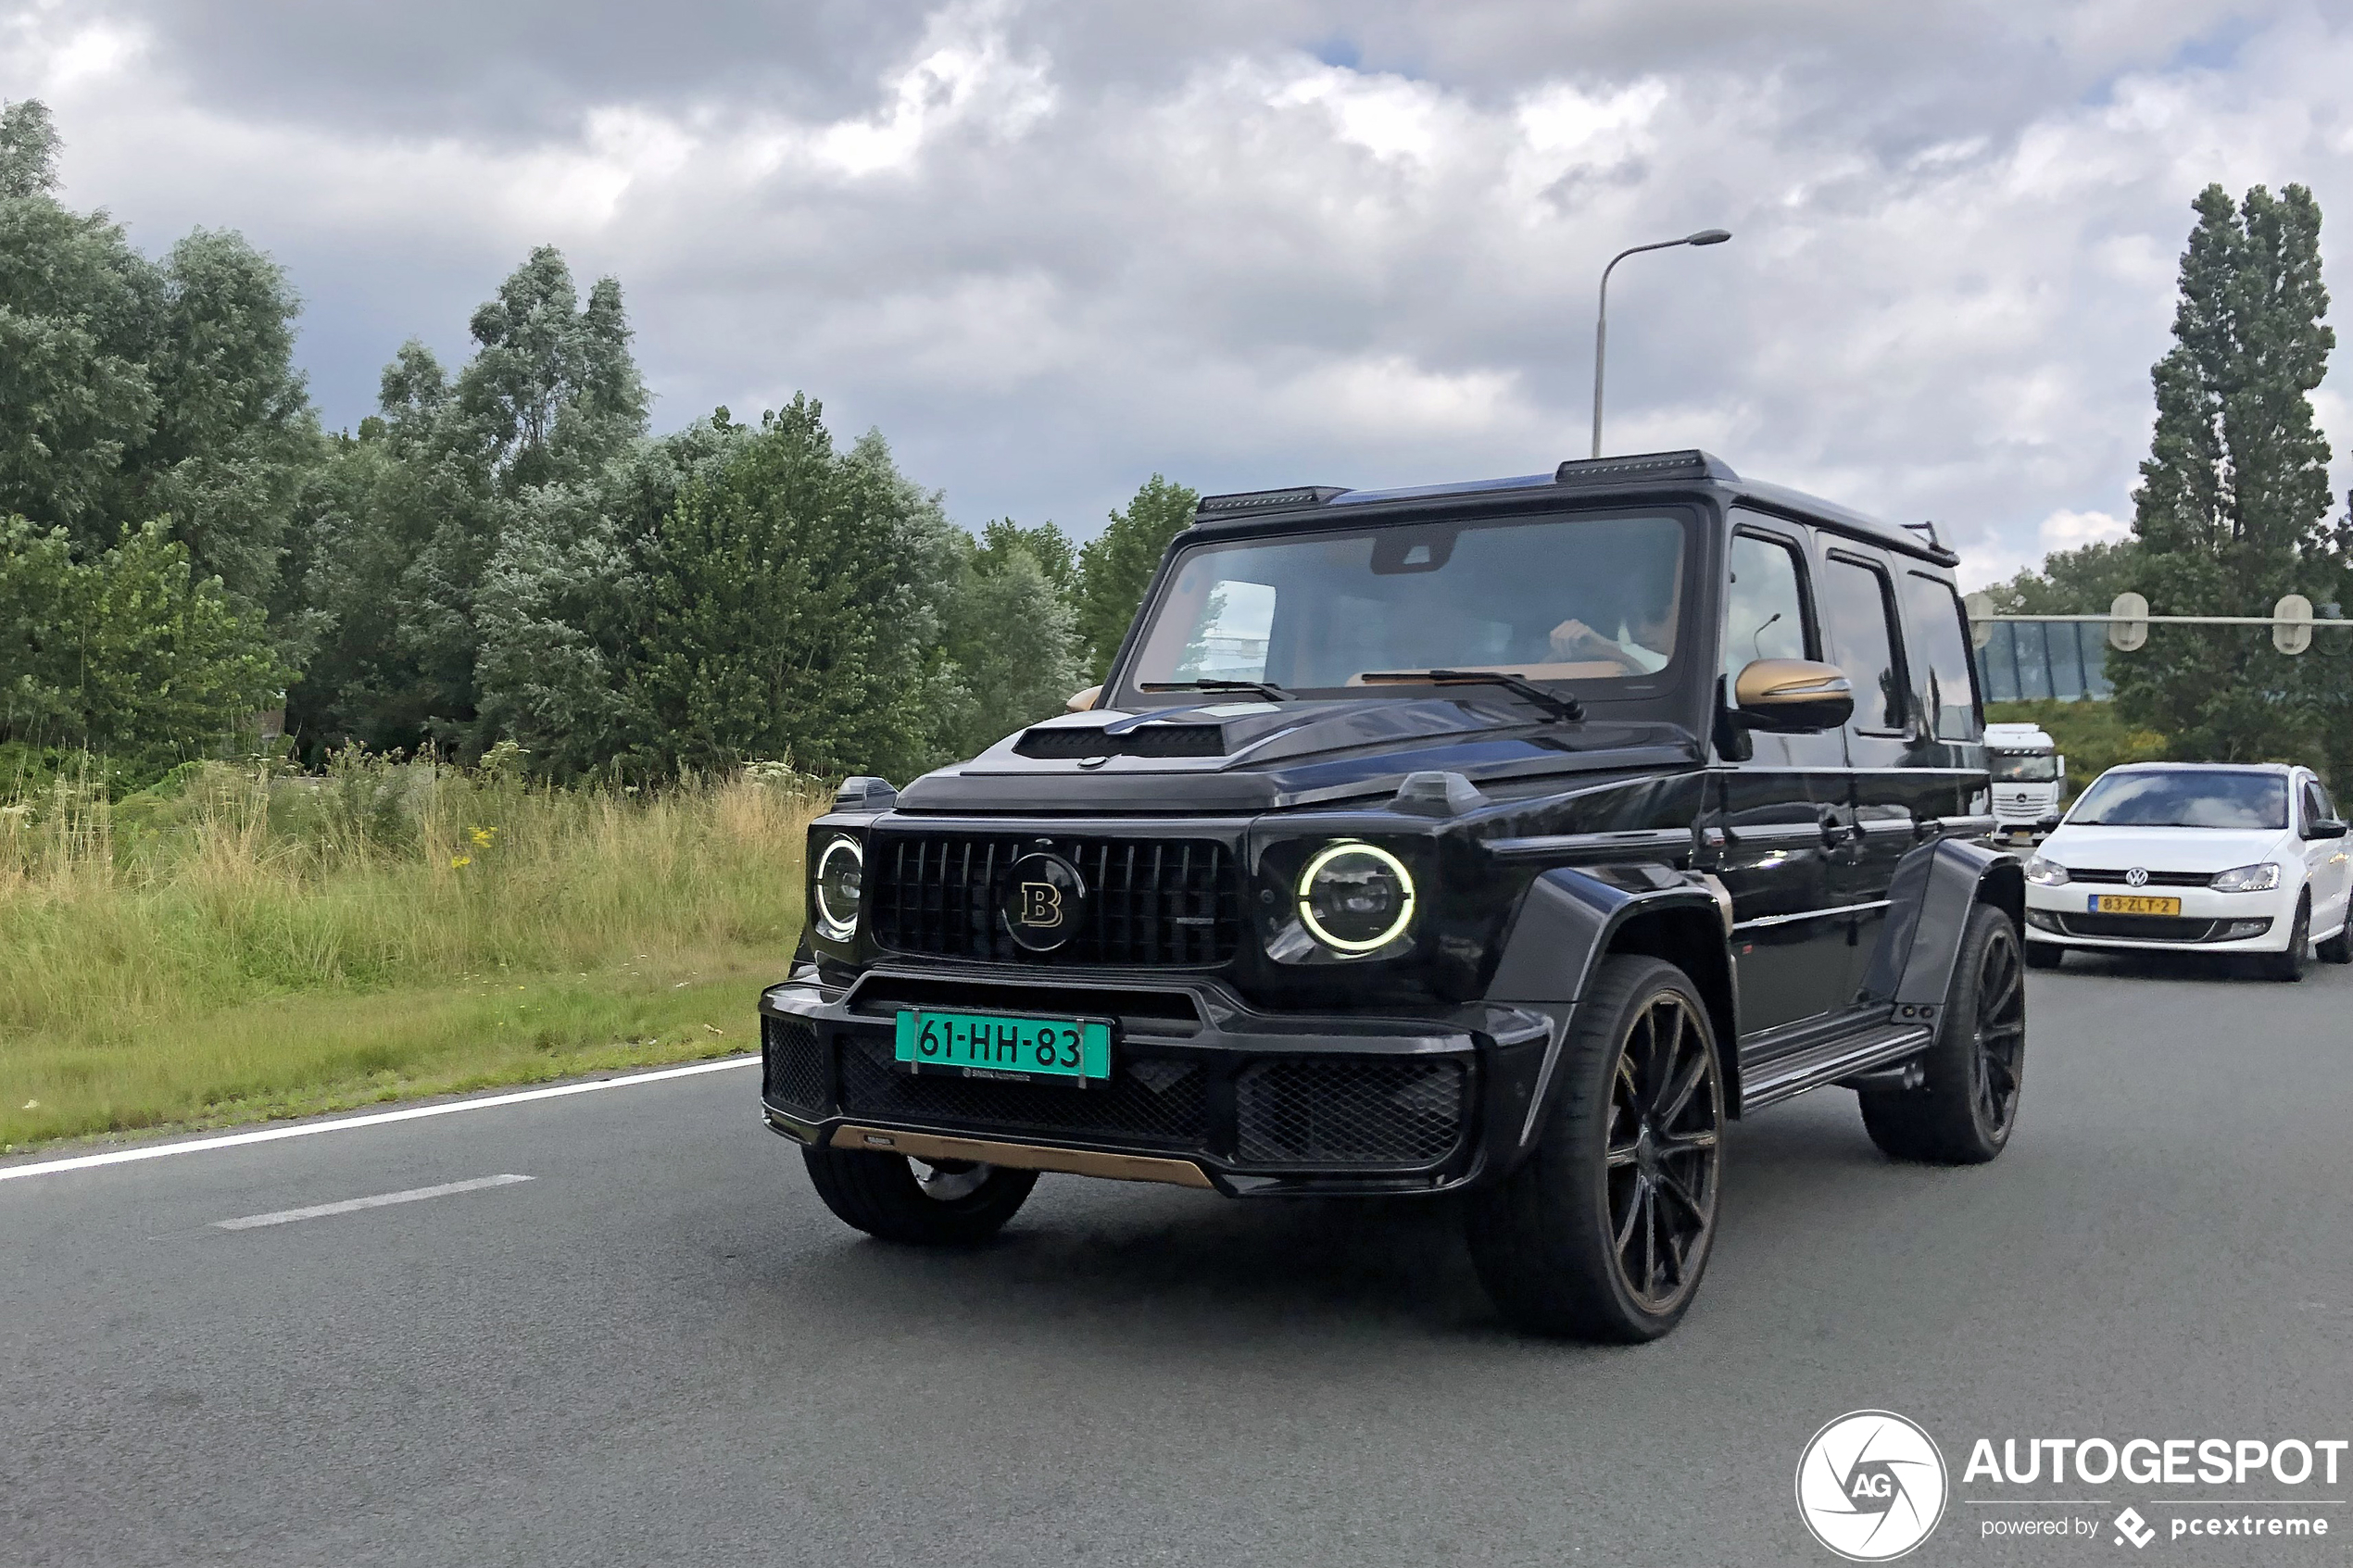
1356,669,1585,722
1138,679,1294,703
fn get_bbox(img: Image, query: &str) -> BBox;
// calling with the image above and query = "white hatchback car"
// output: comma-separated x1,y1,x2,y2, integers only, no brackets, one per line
2023,762,2352,980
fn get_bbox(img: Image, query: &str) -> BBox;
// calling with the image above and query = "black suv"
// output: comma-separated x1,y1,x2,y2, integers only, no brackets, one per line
760,449,2026,1341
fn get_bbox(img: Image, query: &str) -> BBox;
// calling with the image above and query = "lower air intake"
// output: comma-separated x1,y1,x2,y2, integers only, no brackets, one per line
837,1036,1208,1148
763,1016,827,1113
1235,1058,1467,1166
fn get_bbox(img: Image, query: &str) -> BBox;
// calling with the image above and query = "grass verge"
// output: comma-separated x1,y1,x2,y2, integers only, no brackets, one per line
1,756,822,1153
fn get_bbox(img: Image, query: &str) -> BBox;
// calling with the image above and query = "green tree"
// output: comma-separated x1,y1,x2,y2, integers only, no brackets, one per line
0,515,283,767
1980,538,2142,615
630,401,963,781
286,247,648,760
0,98,62,199
2113,183,2335,764
1074,475,1197,681
940,527,1081,756
0,101,319,615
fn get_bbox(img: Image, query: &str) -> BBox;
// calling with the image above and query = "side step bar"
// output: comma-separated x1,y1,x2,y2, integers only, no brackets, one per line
1740,1024,1932,1113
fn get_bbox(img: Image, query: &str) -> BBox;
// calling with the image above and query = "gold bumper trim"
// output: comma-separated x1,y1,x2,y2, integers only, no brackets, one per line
829,1124,1215,1189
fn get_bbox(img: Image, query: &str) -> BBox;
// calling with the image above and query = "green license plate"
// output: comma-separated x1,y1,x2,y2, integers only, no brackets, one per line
893,1010,1113,1084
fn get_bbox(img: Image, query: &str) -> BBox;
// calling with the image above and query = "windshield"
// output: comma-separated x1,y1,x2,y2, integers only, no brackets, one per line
2068,770,2286,829
1989,751,2059,783
1125,511,1688,699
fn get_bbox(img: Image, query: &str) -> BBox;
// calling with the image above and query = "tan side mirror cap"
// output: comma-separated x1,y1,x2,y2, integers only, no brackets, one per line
1066,684,1102,713
1730,659,1854,734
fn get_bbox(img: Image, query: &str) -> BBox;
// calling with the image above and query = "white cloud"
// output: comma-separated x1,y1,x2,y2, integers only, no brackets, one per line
8,0,2353,570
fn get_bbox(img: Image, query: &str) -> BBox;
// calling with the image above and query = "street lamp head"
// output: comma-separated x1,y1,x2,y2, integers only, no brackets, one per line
1685,228,1732,245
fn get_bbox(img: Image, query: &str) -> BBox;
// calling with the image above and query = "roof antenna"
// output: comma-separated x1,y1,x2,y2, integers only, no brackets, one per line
1901,521,1945,551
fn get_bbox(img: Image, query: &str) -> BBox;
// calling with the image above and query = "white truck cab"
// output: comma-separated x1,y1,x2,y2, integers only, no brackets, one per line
1985,721,2065,841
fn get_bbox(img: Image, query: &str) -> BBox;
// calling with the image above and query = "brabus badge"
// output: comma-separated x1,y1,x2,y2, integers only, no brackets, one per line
1003,853,1089,951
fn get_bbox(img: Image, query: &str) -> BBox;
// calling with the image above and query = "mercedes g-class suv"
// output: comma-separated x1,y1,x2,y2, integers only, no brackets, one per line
759,449,2026,1341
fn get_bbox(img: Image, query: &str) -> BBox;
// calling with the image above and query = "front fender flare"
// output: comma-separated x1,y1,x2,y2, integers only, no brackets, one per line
1483,865,1739,1169
1863,835,2024,1021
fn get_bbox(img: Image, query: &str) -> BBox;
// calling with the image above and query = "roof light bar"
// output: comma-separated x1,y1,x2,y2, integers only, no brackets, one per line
1194,485,1352,517
1553,449,1739,486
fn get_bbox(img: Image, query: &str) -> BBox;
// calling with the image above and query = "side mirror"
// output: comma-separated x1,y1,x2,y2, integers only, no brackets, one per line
2309,817,2347,840
1729,659,1854,734
1066,684,1102,713
2035,812,2066,834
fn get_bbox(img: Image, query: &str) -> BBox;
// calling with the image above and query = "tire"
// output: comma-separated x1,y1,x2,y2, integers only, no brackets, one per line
1860,903,2026,1165
1466,956,1726,1343
2260,895,2311,983
801,1144,1038,1246
2023,941,2065,971
2319,917,2352,965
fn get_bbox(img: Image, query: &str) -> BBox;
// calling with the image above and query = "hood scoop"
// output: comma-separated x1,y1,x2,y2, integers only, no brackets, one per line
1014,724,1229,760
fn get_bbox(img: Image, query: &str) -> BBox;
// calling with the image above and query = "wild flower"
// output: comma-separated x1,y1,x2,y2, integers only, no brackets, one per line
450,855,472,870
469,826,497,849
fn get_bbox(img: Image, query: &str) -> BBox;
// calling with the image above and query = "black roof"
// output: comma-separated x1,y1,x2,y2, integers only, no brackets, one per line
1190,449,1957,566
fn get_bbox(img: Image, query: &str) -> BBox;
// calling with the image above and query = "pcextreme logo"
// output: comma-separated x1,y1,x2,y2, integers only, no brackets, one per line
1795,1411,1950,1562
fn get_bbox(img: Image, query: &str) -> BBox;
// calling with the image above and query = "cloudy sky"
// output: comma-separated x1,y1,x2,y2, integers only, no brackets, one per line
9,0,2353,586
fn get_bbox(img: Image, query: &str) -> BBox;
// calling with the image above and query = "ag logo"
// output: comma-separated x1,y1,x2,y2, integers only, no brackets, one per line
1003,852,1088,952
1794,1411,1947,1562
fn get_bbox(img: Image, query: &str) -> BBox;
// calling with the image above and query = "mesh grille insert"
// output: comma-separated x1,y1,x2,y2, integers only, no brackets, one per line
866,834,1241,966
837,1036,1208,1147
1235,1058,1467,1166
763,1016,826,1113
2058,912,2222,941
1014,726,1227,759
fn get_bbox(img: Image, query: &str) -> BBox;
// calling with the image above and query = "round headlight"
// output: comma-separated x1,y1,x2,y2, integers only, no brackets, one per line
813,835,863,940
1297,842,1416,954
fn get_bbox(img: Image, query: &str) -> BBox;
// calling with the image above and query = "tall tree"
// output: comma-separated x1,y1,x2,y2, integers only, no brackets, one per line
0,101,317,613
630,401,963,782
286,247,648,759
1074,475,1197,681
2113,183,2335,764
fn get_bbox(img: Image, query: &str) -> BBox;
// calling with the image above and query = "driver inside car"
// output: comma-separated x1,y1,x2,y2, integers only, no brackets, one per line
1546,571,1680,674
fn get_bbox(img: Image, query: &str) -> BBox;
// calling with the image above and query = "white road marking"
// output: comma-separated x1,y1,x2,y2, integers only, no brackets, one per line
0,1056,757,1184
215,1173,533,1230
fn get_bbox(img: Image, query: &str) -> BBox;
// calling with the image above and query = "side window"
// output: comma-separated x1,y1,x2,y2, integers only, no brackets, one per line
1819,554,1908,734
1901,571,1982,741
1722,532,1813,689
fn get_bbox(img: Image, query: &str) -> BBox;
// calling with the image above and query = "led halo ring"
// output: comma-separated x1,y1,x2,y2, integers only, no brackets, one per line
812,834,864,941
1296,840,1417,954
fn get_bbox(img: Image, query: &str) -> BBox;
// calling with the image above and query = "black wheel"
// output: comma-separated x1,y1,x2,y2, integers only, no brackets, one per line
2023,941,2065,971
801,1144,1038,1245
2260,896,2311,982
1466,956,1725,1342
1860,903,2026,1165
2319,917,2352,965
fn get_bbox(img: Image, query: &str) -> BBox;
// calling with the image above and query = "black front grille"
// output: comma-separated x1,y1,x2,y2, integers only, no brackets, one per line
2058,912,2221,941
764,1016,826,1112
2068,868,2212,886
837,1036,1209,1147
1235,1058,1467,1167
867,834,1241,966
1014,726,1227,759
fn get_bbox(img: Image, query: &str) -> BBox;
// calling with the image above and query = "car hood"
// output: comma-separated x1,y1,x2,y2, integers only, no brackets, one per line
2040,824,2290,872
895,696,1704,813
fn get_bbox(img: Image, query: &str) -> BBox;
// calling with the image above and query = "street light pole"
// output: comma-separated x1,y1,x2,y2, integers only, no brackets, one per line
1592,228,1731,459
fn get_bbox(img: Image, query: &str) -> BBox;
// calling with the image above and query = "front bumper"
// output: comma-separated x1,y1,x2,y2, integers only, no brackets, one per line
758,965,1557,1197
2023,882,2290,951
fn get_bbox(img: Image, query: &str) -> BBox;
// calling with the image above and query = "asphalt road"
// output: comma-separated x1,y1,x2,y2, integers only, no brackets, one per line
5,953,2350,1567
